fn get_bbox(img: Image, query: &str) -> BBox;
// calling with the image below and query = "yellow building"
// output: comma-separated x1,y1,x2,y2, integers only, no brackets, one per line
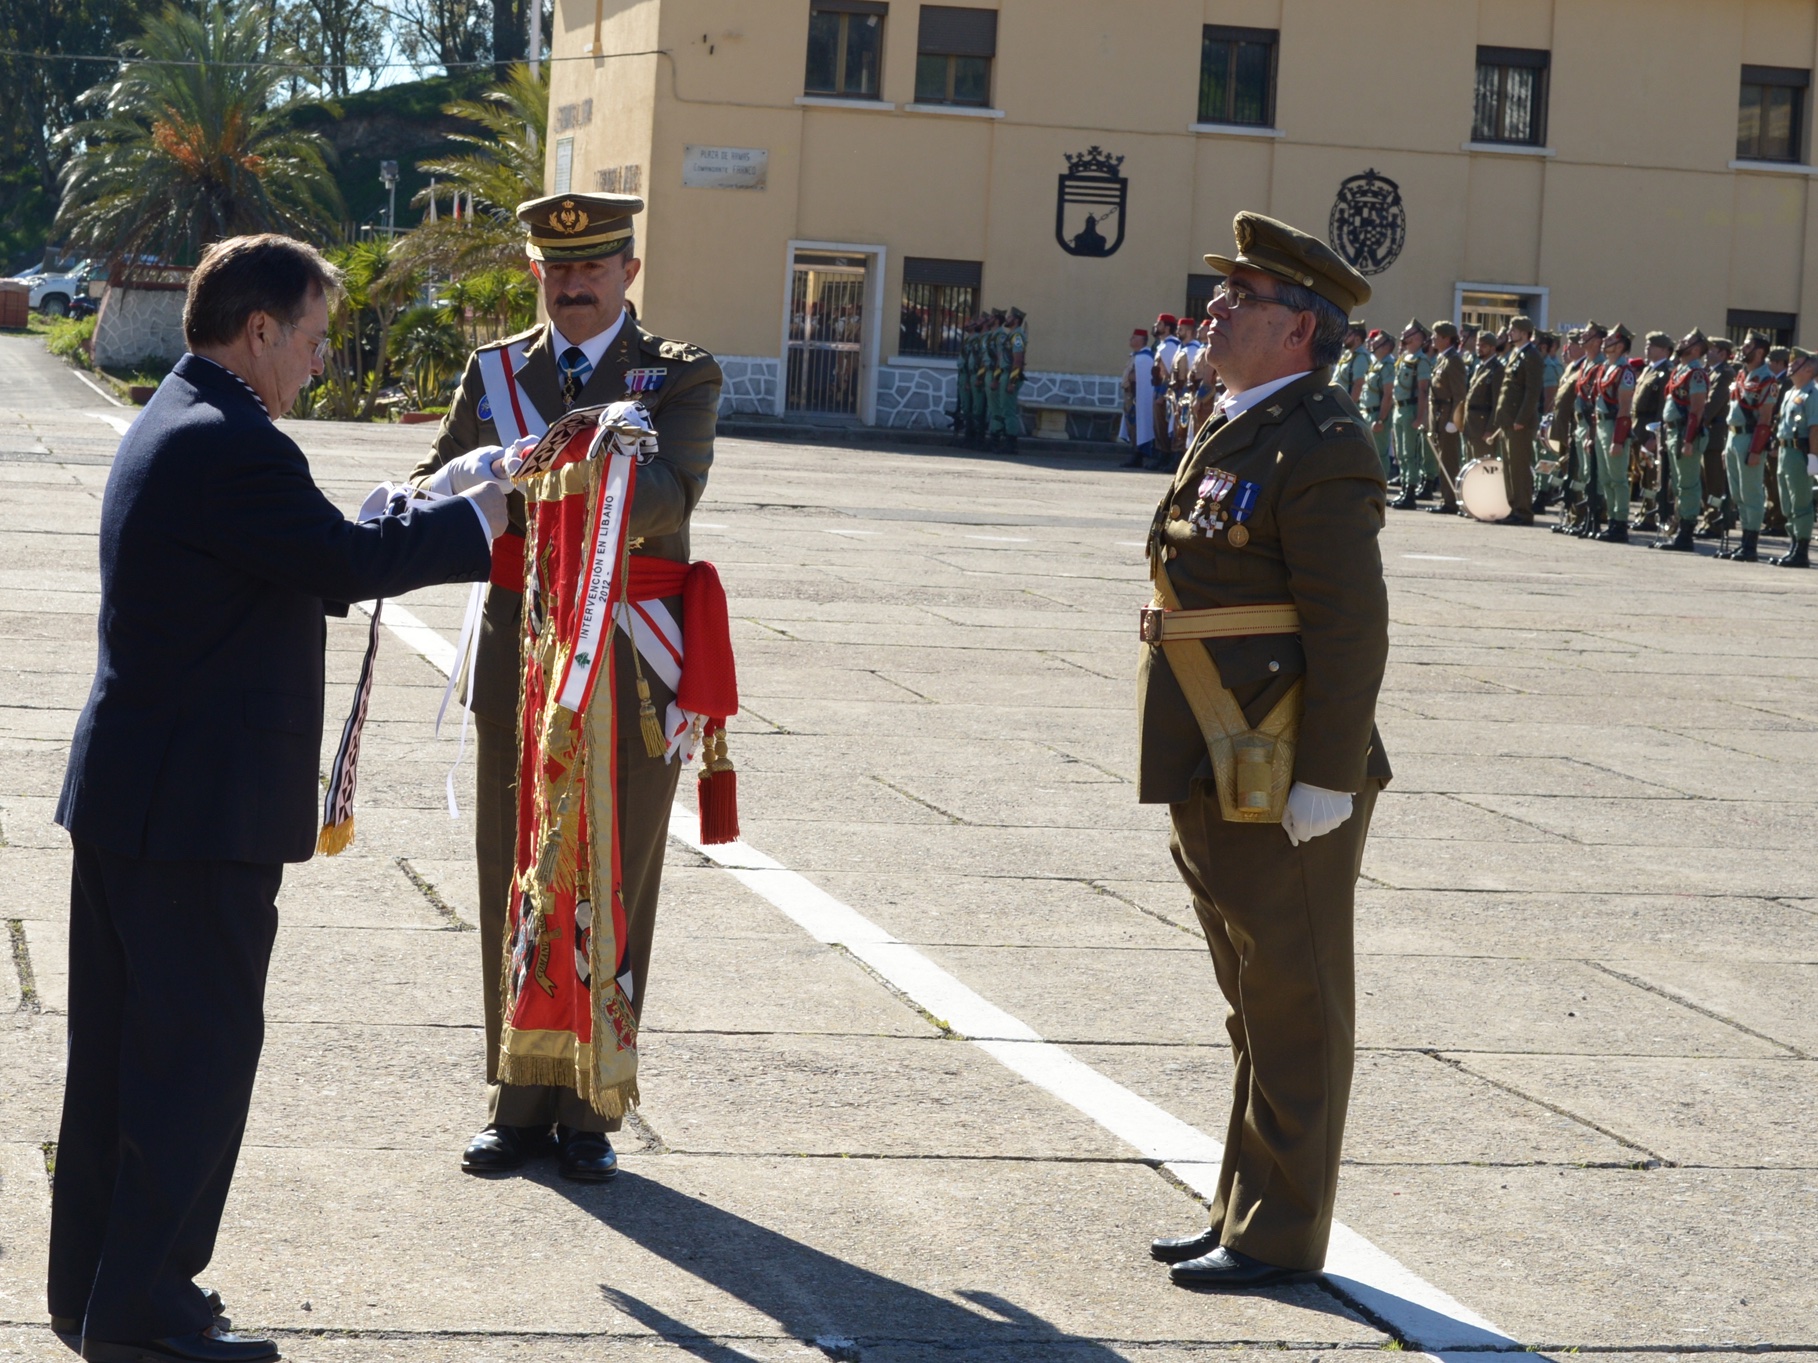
545,0,1818,428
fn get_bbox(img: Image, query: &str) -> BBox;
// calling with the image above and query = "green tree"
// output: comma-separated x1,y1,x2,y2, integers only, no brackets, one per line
395,61,544,277
326,236,422,419
53,2,344,268
391,300,467,405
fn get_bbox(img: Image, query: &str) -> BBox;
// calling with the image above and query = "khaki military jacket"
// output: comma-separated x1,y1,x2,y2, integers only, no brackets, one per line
1137,370,1391,805
1495,342,1544,431
1464,355,1503,443
1630,359,1671,442
1428,348,1468,434
1550,358,1582,451
409,314,723,725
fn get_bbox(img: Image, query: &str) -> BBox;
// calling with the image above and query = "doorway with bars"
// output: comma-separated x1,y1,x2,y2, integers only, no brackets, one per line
782,244,884,423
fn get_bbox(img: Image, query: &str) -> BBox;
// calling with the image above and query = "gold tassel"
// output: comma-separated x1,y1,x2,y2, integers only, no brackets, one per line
637,674,665,758
316,817,354,856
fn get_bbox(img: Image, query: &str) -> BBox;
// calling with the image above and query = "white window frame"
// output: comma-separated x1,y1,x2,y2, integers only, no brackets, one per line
1452,280,1550,330
778,240,889,426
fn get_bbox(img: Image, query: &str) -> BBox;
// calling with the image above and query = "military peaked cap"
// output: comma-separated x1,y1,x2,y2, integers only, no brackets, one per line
516,192,643,262
1204,212,1372,314
1401,317,1427,336
1606,323,1634,345
1681,327,1708,348
1743,330,1772,352
1789,346,1817,369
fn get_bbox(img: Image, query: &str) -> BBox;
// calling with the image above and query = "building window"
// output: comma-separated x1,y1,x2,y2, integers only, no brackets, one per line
899,257,980,357
915,6,995,106
1727,309,1798,346
1737,66,1808,163
595,164,643,194
1198,25,1276,127
1473,47,1549,146
805,1,887,100
1185,273,1223,327
553,137,573,193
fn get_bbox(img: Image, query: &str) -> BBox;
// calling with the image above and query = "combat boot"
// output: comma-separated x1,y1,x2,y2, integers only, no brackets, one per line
1652,521,1695,552
1724,529,1760,562
1594,521,1629,543
1770,537,1810,568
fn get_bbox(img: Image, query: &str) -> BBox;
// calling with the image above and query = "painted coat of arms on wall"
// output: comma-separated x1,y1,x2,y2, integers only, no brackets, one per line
1056,147,1127,258
1329,169,1406,276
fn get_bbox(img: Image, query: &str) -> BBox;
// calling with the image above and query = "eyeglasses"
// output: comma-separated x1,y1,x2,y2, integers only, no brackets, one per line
283,320,332,362
1210,283,1303,313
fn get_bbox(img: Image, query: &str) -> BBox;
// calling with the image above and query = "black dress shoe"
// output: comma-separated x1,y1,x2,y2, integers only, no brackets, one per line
1426,502,1459,515
1499,511,1534,526
1151,1226,1222,1264
1169,1244,1316,1291
460,1123,551,1175
556,1125,618,1182
59,1291,230,1351
81,1329,278,1363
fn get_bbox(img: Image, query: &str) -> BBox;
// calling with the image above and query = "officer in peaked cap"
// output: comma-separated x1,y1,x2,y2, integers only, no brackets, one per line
405,189,723,1182
1140,212,1391,1291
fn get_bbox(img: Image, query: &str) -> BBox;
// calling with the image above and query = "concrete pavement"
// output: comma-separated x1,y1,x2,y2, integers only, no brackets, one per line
1,332,1814,1361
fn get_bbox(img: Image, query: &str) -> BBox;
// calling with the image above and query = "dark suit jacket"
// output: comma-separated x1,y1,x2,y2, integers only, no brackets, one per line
1137,370,1392,804
57,354,493,864
411,312,723,726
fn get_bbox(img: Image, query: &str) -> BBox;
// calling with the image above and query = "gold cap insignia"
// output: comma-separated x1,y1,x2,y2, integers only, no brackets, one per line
550,201,590,235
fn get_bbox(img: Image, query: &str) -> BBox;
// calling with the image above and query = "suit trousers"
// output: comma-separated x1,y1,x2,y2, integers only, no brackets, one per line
1500,428,1535,517
1168,778,1380,1271
1427,428,1462,507
478,618,684,1134
48,840,281,1342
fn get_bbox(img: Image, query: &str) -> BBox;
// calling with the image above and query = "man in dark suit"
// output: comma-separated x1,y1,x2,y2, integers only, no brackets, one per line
1138,214,1390,1291
50,234,503,1363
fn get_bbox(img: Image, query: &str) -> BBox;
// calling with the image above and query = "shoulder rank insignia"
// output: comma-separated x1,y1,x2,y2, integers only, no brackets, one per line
625,367,667,394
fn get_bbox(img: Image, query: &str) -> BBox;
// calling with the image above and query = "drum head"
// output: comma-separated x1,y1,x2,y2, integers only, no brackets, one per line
1460,458,1510,522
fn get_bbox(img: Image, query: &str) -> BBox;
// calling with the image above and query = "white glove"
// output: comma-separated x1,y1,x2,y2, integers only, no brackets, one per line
423,445,517,496
1282,781,1354,847
459,482,509,541
1444,421,1458,434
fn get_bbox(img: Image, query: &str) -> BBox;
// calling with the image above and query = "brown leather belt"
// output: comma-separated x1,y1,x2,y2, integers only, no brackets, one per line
1139,602,1300,644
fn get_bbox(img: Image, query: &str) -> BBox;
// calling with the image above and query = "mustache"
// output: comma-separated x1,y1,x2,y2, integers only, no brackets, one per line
553,293,598,307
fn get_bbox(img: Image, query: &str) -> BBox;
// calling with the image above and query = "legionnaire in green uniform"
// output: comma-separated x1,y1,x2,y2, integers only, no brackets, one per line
1332,322,1369,400
1717,332,1775,562
1592,324,1637,542
1653,329,1709,552
1628,331,1673,531
1699,337,1737,536
1763,346,1793,536
1358,329,1395,480
1540,331,1564,412
1562,322,1608,537
1493,316,1544,524
1768,347,1817,568
981,309,1007,448
412,192,724,1180
1142,211,1389,1293
1463,329,1502,466
992,306,1027,453
1426,321,1468,514
953,315,979,444
1387,319,1432,508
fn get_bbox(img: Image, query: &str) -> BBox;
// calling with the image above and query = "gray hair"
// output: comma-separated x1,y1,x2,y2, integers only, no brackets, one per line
1272,280,1349,367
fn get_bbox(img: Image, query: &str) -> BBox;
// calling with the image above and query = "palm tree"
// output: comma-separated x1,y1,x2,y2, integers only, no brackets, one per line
392,301,467,407
53,2,343,268
327,237,421,420
395,63,546,278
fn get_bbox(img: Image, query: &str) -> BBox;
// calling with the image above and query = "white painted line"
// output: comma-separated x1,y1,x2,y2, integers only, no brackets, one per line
87,411,132,436
1115,541,1146,547
354,599,456,675
965,534,1030,542
693,522,729,529
73,370,126,407
1401,554,1468,562
377,604,1524,1356
825,528,880,536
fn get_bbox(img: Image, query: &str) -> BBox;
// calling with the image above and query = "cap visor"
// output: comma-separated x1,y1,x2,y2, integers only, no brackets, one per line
1203,253,1239,275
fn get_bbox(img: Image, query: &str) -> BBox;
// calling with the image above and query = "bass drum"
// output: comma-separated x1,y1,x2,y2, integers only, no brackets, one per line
1459,458,1510,523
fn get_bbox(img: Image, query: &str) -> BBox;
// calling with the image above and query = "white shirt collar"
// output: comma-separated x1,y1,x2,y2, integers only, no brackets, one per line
549,307,627,371
1217,370,1311,422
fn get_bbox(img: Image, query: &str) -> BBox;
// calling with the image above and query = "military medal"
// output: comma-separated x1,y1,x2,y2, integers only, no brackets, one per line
1190,469,1236,536
625,367,668,393
1227,480,1259,547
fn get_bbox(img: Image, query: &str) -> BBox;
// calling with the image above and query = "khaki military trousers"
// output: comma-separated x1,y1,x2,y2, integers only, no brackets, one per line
476,619,685,1134
1168,777,1380,1271
1500,428,1535,518
1427,428,1462,509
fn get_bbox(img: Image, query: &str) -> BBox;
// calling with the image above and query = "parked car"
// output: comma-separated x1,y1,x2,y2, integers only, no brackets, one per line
14,261,94,317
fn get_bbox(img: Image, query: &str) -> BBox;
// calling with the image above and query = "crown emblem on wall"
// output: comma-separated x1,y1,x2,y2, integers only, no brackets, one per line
1063,146,1124,177
551,200,590,234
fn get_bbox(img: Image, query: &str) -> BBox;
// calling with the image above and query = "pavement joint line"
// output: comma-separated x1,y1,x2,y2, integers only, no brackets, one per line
1584,962,1808,1059
369,601,1524,1356
1437,794,1580,844
868,774,968,824
1421,1052,1670,1167
7,918,40,1012
1084,880,1202,939
394,856,475,931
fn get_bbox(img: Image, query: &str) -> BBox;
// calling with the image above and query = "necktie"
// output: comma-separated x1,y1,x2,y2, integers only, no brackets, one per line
558,346,593,410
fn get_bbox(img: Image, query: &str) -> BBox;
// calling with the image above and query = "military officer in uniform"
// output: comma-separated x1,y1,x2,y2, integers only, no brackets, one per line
1591,324,1637,542
1628,331,1673,532
1763,346,1793,536
1547,330,1585,524
1654,329,1709,552
1700,337,1737,537
1425,321,1468,515
1358,329,1395,481
1462,329,1502,470
1387,319,1432,508
1717,331,1775,562
1491,316,1543,525
992,306,1027,453
1332,322,1369,401
1142,212,1390,1292
954,315,981,445
1562,322,1607,537
1769,347,1817,568
409,192,723,1180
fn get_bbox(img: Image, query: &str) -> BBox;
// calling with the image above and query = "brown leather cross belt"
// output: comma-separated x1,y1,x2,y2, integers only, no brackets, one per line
1139,602,1300,644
